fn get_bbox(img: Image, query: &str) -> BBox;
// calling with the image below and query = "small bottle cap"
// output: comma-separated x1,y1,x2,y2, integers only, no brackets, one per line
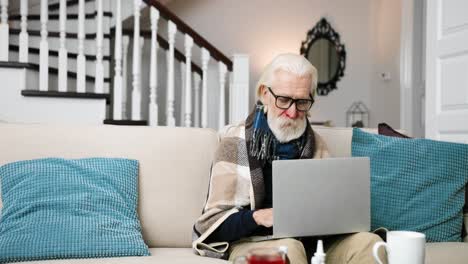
316,240,325,256
278,245,288,255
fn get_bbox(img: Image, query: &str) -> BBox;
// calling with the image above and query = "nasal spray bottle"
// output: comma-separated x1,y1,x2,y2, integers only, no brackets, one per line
311,240,326,264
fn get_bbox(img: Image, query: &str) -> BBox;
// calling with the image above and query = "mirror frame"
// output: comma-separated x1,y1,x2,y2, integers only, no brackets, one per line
300,18,346,96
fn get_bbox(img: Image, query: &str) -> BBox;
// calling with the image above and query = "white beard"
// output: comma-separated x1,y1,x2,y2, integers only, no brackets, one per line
267,113,307,143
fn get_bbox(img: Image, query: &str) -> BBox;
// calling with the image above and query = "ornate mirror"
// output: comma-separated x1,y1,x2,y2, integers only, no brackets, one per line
300,18,346,96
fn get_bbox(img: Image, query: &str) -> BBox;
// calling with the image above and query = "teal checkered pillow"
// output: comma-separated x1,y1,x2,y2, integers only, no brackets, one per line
352,128,468,242
0,158,150,262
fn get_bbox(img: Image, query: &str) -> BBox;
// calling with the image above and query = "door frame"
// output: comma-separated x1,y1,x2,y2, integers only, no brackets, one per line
399,0,425,137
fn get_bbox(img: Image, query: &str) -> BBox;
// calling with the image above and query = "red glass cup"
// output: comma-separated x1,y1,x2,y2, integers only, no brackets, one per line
233,247,286,264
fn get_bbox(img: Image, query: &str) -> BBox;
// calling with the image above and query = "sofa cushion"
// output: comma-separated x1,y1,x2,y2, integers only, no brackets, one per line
0,124,219,248
12,248,228,264
352,128,468,242
426,242,468,264
0,158,150,263
312,126,376,157
377,123,468,240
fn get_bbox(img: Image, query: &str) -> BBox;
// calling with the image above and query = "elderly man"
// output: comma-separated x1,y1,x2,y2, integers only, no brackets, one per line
192,53,384,264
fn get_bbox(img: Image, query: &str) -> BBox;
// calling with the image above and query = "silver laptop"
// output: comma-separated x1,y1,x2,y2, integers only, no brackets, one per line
272,157,370,238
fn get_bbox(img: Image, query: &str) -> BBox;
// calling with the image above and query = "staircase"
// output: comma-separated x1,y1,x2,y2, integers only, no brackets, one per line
0,0,250,129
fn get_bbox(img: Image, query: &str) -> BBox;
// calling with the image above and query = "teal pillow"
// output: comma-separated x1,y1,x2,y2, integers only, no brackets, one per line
0,158,150,262
352,128,468,242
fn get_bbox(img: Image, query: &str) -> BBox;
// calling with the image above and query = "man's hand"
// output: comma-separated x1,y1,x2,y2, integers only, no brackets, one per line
253,208,273,228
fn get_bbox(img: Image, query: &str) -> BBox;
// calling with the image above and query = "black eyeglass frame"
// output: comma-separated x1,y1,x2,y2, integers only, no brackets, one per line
266,87,315,112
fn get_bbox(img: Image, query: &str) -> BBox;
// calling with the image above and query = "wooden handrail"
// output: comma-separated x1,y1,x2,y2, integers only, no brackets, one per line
143,0,233,71
119,28,203,76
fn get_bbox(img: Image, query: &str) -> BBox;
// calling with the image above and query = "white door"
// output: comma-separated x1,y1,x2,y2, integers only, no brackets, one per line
425,0,468,143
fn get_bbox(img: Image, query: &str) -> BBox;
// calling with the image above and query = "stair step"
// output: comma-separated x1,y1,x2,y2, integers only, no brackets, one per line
9,29,111,40
103,120,148,126
10,29,111,56
22,90,110,104
9,11,113,35
9,45,111,61
48,0,109,15
25,63,110,83
9,46,111,79
9,11,112,21
48,0,94,11
0,61,34,69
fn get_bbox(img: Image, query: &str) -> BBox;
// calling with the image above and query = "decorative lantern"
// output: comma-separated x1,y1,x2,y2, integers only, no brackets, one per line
346,101,369,128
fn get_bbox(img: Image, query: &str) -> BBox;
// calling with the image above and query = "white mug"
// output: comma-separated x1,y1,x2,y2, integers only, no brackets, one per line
373,231,426,264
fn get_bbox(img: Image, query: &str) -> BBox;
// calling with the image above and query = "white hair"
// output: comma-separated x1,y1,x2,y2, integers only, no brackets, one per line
255,53,318,101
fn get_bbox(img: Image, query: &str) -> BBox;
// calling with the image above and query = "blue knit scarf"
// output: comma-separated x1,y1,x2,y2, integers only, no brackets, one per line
250,103,306,163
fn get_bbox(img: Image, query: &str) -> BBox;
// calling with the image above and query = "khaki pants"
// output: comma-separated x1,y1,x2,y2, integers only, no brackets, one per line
228,232,387,264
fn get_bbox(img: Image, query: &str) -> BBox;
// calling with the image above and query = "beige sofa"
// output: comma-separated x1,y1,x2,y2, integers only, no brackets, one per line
0,123,466,264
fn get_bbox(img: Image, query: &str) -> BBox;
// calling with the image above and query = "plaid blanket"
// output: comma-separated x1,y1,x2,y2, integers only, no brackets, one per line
192,112,330,259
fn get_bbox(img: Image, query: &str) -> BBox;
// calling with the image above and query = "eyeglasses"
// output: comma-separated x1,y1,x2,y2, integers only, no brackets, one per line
267,87,314,112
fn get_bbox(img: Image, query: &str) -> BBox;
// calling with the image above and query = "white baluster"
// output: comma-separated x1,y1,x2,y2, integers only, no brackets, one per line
122,35,130,119
76,0,86,93
140,36,144,88
179,61,185,125
131,0,142,120
193,73,201,127
39,0,48,91
113,0,123,120
94,0,104,93
184,35,194,127
166,21,177,127
201,48,210,128
58,0,67,92
19,0,28,63
218,62,228,129
0,0,8,61
166,49,170,121
149,7,160,127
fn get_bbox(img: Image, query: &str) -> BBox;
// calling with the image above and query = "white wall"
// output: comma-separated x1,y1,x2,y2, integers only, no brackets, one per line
163,0,402,128
369,0,402,129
